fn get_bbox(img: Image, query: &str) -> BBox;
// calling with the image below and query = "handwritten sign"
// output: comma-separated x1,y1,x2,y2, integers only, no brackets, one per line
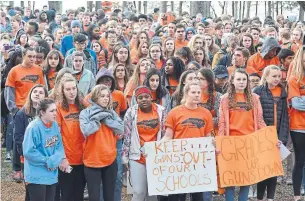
144,137,218,196
216,126,283,188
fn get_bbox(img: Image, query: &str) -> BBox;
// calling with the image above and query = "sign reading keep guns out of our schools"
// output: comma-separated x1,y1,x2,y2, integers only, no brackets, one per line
144,137,218,196
216,126,283,188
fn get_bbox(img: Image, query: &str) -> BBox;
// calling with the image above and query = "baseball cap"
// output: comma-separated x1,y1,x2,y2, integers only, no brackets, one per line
213,65,229,79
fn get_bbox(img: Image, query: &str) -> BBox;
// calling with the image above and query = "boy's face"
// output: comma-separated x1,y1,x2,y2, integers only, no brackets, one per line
215,77,228,88
249,75,260,89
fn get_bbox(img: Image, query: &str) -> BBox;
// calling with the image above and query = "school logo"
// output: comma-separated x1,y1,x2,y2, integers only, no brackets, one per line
181,118,205,129
137,118,159,129
235,102,251,111
21,75,40,83
64,112,80,120
45,136,58,148
113,101,119,111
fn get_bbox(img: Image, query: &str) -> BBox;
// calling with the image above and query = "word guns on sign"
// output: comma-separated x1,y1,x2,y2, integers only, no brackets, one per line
216,126,283,188
144,137,218,196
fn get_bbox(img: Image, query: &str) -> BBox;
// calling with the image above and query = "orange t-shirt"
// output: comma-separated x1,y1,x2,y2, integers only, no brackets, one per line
83,123,117,167
47,70,57,89
130,49,138,64
151,91,162,105
229,93,254,136
175,39,189,49
168,77,179,95
198,92,216,117
247,53,281,77
5,64,45,108
99,37,108,50
291,41,302,53
227,65,256,76
288,76,305,130
166,105,213,139
137,104,160,163
270,86,281,126
155,59,164,70
56,104,84,165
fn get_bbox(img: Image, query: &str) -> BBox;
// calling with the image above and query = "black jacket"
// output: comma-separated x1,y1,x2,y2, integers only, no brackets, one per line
253,84,289,144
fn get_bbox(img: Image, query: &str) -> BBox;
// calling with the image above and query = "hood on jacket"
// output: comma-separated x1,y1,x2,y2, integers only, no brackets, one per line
96,68,115,91
46,10,56,23
260,37,281,59
39,11,48,23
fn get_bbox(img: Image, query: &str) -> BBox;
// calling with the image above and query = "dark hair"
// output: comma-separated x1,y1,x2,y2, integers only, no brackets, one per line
2,49,23,84
43,28,52,36
198,68,215,111
187,61,201,70
28,21,39,33
144,68,167,99
278,48,295,61
44,50,63,75
138,14,147,20
37,98,55,117
73,33,87,42
175,23,185,31
37,39,51,55
175,47,194,65
24,84,48,116
87,24,100,41
105,30,117,39
16,33,28,46
168,56,185,80
35,46,48,59
22,47,35,56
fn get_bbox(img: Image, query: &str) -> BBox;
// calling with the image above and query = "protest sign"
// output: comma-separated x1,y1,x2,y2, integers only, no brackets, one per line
216,126,283,188
144,137,218,196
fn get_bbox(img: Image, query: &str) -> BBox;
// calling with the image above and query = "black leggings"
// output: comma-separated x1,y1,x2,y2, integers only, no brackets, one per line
257,177,277,199
291,131,305,196
84,160,117,201
168,193,203,201
59,165,86,201
27,183,57,201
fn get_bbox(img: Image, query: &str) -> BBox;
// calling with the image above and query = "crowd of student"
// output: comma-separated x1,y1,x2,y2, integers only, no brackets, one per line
1,3,305,201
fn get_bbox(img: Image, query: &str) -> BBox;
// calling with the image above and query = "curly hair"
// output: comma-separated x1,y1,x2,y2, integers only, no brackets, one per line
227,68,253,109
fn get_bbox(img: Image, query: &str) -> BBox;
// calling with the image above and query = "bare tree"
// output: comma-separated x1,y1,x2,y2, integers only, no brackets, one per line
179,1,183,16
210,4,217,18
190,1,211,17
122,2,128,12
280,1,283,14
87,1,93,12
161,1,167,13
95,1,101,10
48,1,62,13
234,1,238,18
242,1,245,18
232,1,235,16
171,1,174,11
246,1,251,18
239,1,242,20
137,1,141,13
267,1,272,16
275,1,279,16
300,4,305,21
255,1,258,16
218,1,226,14
143,1,147,14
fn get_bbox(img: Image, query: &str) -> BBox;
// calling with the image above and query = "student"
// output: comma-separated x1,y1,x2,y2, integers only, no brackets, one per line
162,37,175,60
240,33,256,55
287,46,305,201
186,61,201,71
23,98,65,201
193,46,211,69
79,84,124,201
148,44,166,70
91,41,104,69
175,46,194,66
43,50,63,90
131,41,149,64
249,73,261,90
56,74,86,201
124,58,152,105
291,28,303,53
278,48,295,86
122,86,166,201
161,57,185,96
227,47,256,75
113,63,130,92
13,84,48,186
218,68,266,201
162,82,214,201
253,65,289,201
131,68,171,113
108,44,132,74
213,65,229,94
34,46,48,67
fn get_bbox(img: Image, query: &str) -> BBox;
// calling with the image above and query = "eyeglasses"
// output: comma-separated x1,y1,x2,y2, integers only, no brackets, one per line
75,42,86,46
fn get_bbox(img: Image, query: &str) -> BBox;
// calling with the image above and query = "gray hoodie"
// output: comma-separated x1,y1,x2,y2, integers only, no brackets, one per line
260,37,281,59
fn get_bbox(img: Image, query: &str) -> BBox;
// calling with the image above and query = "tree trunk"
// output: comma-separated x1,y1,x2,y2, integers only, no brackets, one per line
143,1,147,14
137,1,141,13
87,1,93,12
265,1,267,17
9,1,14,7
239,1,242,20
48,1,62,14
190,1,211,17
232,1,235,16
242,1,245,18
300,5,304,21
171,1,174,11
122,1,128,12
256,1,258,16
21,1,24,8
280,1,283,14
276,1,279,16
234,1,238,18
179,1,183,16
95,1,101,10
246,1,251,18
160,1,167,14
32,1,35,12
267,1,271,16
225,1,228,14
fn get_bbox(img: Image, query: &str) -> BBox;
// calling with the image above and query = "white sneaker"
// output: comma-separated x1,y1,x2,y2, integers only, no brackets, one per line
5,152,11,162
248,186,257,198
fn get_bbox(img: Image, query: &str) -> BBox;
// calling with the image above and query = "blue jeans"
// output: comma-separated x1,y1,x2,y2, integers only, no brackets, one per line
100,139,123,201
225,186,250,201
202,191,213,201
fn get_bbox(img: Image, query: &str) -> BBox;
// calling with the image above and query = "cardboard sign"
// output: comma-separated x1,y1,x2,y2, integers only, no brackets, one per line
144,137,218,196
216,126,283,187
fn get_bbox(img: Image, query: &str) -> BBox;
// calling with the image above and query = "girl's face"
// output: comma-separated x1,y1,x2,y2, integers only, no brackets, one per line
204,36,212,47
63,81,77,103
92,43,101,53
20,34,28,44
149,74,160,91
35,53,45,66
41,103,57,122
45,36,54,48
48,54,60,69
233,72,248,92
197,73,209,90
183,73,198,85
242,36,252,49
117,48,128,62
265,69,281,87
224,24,232,33
165,59,174,75
187,63,198,71
139,33,148,43
150,46,161,60
141,43,149,55
186,85,201,104
31,87,46,104
139,60,151,74
194,38,204,48
186,31,194,40
97,89,110,108
292,30,302,41
165,40,175,52
194,50,204,63
115,65,125,79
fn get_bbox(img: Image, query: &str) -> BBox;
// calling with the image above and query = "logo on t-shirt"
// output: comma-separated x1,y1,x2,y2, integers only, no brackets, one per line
21,75,40,83
64,112,80,120
181,118,205,129
113,101,119,111
235,102,251,111
45,136,58,148
137,118,159,129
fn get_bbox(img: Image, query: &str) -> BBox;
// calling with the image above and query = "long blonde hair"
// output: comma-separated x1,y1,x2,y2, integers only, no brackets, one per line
187,34,206,52
288,46,305,82
260,65,281,86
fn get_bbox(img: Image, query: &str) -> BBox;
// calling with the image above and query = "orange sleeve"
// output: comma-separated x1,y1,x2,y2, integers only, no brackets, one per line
39,70,45,86
165,110,175,130
247,56,255,72
56,106,63,128
205,110,214,135
120,94,127,112
288,77,301,100
5,68,16,88
99,50,107,68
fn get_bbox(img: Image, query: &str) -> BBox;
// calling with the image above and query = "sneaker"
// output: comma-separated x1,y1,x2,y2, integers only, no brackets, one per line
277,176,283,184
302,188,305,196
4,152,11,162
286,178,293,185
83,186,89,200
12,171,23,183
